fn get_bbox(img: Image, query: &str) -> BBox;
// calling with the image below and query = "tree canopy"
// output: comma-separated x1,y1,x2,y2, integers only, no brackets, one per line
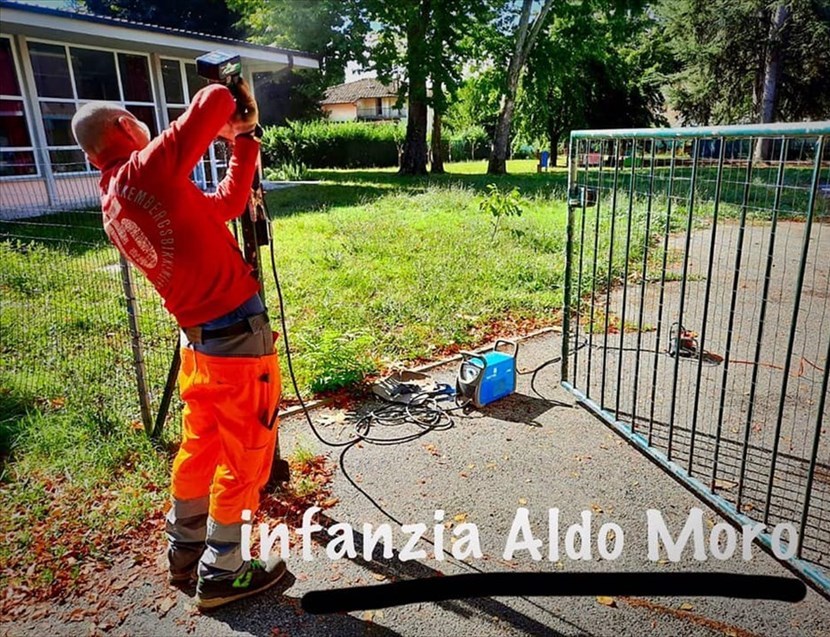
82,0,243,38
80,0,830,172
656,0,830,125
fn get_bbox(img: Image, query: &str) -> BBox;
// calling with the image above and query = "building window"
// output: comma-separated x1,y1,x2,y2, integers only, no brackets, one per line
26,41,158,174
0,37,37,177
71,47,119,100
29,42,73,98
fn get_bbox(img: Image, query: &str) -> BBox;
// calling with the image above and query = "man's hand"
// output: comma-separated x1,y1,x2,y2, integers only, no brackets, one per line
216,78,259,141
229,77,258,136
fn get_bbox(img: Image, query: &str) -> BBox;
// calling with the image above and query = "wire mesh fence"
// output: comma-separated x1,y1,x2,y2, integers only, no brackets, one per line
562,123,830,598
0,161,180,441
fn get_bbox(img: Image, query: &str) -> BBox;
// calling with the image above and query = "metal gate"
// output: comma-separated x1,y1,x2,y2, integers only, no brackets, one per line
561,122,830,598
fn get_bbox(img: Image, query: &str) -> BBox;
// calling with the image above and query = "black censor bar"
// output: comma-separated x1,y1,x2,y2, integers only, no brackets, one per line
301,572,807,614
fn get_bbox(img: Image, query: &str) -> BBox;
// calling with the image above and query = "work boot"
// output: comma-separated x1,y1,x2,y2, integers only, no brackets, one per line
195,555,288,610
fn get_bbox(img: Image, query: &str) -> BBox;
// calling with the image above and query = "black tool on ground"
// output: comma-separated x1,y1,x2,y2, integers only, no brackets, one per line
668,322,699,358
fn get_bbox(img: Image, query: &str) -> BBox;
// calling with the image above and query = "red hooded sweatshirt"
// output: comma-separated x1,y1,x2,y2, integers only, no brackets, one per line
98,84,260,327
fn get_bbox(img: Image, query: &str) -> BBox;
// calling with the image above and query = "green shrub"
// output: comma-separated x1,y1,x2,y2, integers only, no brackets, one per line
262,120,403,169
479,183,524,239
447,125,490,161
298,329,377,393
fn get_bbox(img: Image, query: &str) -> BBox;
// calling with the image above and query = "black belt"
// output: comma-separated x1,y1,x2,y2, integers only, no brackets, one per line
183,312,268,344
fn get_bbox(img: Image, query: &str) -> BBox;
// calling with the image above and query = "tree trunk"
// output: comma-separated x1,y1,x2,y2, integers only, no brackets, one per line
754,4,790,162
488,91,518,174
430,109,444,174
547,111,559,168
487,0,555,175
399,0,430,176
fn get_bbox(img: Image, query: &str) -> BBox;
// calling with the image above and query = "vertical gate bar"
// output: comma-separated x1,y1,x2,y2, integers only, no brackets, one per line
797,329,830,558
649,140,678,446
738,138,787,510
573,141,589,385
688,138,727,474
711,137,754,488
587,142,605,391
667,139,700,461
764,136,824,524
616,138,638,419
601,139,622,410
120,255,153,436
632,140,657,433
562,137,579,383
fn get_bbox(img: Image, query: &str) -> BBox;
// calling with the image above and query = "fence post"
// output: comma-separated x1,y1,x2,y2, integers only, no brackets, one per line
119,255,153,436
562,138,579,383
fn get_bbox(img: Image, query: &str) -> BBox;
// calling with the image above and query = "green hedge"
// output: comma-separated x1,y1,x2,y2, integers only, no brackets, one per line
261,120,403,169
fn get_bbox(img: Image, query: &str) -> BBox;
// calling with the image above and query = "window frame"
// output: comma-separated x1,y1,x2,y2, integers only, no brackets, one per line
26,38,160,177
0,35,39,180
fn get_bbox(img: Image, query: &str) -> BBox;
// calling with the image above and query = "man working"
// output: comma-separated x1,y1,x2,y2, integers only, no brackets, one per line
71,79,286,610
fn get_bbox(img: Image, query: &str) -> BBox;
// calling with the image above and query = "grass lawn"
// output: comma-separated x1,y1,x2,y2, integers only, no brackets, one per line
264,159,572,392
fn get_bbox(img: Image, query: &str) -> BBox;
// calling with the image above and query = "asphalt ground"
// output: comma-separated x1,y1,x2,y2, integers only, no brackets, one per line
570,220,830,567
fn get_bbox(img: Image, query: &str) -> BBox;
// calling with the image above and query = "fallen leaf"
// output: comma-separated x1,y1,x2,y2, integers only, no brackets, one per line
158,597,176,617
518,498,528,506
318,410,348,427
591,503,603,514
453,513,468,523
372,573,387,582
596,596,617,608
714,479,737,491
679,602,694,611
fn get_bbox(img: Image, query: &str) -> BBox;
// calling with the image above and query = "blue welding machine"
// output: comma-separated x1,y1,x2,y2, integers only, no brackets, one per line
456,340,518,408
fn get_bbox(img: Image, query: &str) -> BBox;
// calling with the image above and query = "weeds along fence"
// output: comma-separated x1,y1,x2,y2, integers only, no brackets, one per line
1,162,178,440
562,122,830,599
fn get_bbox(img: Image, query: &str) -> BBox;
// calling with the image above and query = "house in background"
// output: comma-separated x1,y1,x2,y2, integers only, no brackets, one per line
0,0,317,219
321,78,406,122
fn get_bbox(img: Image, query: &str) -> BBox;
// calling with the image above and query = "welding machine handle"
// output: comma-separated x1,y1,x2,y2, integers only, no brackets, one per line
493,339,518,359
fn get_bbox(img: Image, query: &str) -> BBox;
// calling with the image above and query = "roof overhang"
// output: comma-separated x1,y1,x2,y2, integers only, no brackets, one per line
0,3,318,74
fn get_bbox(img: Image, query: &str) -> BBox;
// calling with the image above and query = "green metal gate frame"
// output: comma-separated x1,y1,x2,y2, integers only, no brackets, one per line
561,121,830,600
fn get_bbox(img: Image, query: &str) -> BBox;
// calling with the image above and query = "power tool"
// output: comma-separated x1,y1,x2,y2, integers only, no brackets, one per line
456,340,518,408
668,322,699,358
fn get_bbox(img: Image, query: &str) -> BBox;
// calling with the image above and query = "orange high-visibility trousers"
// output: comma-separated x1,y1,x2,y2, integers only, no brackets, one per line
171,346,281,526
